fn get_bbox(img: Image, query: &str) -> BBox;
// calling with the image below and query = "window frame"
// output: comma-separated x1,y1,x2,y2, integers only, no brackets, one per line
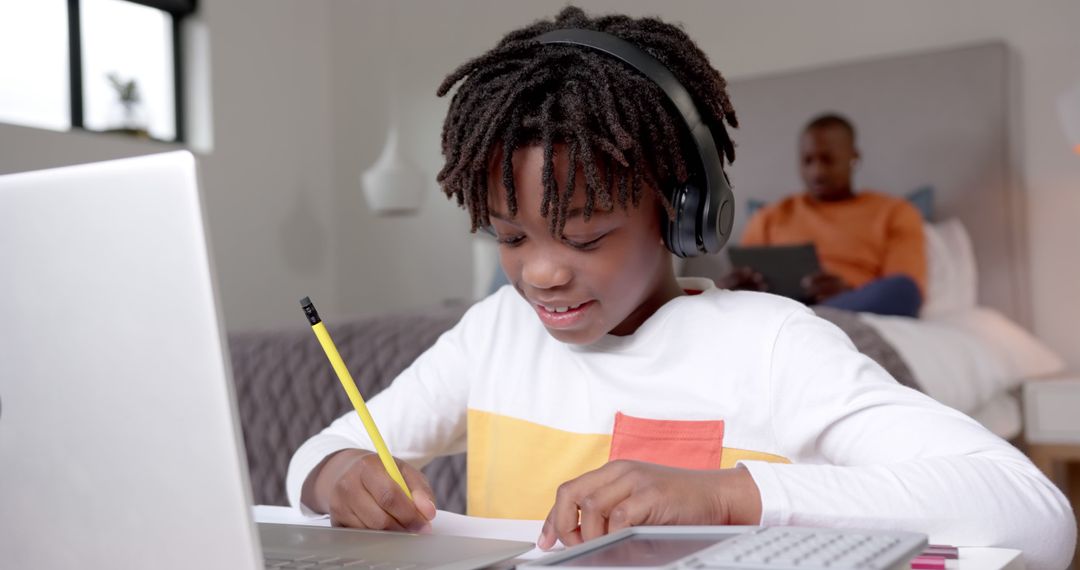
66,0,197,142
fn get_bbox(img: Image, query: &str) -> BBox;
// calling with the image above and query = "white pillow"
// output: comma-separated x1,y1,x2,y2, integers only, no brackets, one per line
921,218,977,318
935,308,1065,382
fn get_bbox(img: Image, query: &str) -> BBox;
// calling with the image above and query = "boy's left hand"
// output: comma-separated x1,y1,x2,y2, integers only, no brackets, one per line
537,460,762,550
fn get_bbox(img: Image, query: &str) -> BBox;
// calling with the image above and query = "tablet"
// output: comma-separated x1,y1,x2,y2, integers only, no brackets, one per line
522,526,927,570
726,243,821,302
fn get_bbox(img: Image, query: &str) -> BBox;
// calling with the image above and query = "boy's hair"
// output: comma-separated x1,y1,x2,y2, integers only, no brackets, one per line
803,113,857,145
436,6,738,235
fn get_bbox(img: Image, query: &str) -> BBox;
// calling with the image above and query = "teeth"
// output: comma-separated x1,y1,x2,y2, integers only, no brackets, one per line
542,302,585,313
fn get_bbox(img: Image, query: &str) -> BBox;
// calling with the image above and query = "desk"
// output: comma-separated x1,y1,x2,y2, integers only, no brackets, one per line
950,549,1023,570
253,506,1024,570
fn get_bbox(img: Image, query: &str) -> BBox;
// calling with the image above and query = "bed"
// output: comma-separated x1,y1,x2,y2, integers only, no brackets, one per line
681,42,1064,440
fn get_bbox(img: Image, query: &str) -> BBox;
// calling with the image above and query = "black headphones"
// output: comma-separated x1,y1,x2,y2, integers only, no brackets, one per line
536,28,735,257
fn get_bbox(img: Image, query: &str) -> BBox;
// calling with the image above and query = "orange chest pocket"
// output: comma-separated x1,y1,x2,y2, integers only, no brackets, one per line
607,411,725,470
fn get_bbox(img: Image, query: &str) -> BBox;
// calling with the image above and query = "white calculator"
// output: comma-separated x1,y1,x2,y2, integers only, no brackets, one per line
521,526,928,570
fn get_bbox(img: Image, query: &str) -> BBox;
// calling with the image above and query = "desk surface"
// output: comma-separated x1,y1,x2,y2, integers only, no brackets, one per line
253,505,1024,570
952,548,1024,570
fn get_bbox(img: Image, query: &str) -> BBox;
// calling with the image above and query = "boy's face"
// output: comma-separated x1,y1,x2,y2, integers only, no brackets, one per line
487,145,680,345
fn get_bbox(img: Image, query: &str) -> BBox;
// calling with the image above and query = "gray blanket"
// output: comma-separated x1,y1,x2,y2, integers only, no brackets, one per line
227,305,914,512
812,307,917,390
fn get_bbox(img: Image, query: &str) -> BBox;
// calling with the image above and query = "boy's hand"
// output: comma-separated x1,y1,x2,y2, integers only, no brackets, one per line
305,449,437,531
537,461,762,551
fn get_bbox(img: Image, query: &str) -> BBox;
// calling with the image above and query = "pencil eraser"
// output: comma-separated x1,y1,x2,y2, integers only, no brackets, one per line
910,555,946,569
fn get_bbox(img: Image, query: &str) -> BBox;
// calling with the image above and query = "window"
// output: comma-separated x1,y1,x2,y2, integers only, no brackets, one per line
0,0,71,131
0,0,196,142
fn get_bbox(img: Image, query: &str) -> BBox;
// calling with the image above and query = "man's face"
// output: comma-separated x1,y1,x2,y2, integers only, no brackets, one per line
799,126,858,201
487,145,675,345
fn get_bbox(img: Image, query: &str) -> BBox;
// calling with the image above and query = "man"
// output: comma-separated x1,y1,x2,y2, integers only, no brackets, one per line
725,114,926,317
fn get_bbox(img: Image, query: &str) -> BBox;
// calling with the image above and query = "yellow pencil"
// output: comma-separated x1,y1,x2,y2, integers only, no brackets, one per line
300,296,412,499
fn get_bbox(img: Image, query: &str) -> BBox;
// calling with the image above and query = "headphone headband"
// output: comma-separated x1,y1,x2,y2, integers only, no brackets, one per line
535,28,734,256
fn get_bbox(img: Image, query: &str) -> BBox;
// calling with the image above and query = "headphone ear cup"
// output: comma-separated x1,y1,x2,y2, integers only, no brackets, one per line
696,171,734,254
663,183,701,258
664,176,735,257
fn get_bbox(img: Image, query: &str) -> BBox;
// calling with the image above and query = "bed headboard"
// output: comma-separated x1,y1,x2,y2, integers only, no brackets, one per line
683,42,1030,325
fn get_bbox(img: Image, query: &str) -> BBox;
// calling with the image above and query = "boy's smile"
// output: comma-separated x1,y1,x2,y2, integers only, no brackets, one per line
487,144,684,345
532,300,595,330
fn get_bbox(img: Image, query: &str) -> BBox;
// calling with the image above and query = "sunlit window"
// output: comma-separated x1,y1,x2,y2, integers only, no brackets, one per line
0,0,71,131
82,0,176,141
0,0,195,142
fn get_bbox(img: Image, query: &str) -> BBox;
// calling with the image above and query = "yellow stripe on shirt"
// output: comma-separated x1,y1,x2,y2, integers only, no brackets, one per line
721,448,791,468
467,408,612,519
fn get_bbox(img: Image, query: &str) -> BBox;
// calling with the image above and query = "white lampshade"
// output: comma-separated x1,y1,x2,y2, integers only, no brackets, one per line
361,126,427,215
1058,80,1080,156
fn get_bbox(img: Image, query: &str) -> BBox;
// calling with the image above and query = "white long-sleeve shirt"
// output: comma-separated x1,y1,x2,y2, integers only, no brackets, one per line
287,278,1075,569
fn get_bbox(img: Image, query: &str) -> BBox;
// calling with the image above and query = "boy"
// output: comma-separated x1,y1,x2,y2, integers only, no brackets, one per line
287,8,1074,568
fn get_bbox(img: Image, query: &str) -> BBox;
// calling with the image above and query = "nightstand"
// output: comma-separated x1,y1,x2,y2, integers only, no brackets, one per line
1024,377,1080,476
1023,377,1080,569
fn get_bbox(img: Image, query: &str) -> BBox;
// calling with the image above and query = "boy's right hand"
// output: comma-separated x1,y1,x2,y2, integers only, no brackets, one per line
304,449,437,531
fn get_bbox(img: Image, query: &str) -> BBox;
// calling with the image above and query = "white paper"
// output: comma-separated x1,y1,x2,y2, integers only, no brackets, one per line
427,510,559,560
252,505,562,560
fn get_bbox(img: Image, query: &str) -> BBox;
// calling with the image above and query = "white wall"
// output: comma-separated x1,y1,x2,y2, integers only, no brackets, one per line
326,0,1080,370
0,0,341,331
193,1,339,330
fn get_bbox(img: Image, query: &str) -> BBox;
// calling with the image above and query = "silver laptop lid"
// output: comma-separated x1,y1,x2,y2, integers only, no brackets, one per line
0,151,262,569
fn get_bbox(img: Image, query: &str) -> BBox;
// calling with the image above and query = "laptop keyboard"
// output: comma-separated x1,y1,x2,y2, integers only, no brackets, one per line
264,556,416,570
686,527,912,569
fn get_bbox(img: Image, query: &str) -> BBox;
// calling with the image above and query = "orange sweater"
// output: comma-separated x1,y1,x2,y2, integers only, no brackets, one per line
741,191,926,295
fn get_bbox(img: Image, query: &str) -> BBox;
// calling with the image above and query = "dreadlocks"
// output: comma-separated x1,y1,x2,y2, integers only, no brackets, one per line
436,6,738,236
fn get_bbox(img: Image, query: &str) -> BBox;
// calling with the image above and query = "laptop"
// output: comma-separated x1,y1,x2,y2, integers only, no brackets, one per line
726,243,821,303
0,151,532,570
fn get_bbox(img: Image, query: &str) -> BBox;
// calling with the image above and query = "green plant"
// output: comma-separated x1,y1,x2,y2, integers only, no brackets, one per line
105,72,147,134
106,72,141,106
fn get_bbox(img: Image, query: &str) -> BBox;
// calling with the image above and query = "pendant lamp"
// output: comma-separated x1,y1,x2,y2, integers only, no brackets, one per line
361,125,426,215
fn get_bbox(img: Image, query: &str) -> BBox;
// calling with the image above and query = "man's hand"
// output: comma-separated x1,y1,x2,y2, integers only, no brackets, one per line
537,461,762,550
302,449,437,531
719,266,769,292
801,271,850,303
